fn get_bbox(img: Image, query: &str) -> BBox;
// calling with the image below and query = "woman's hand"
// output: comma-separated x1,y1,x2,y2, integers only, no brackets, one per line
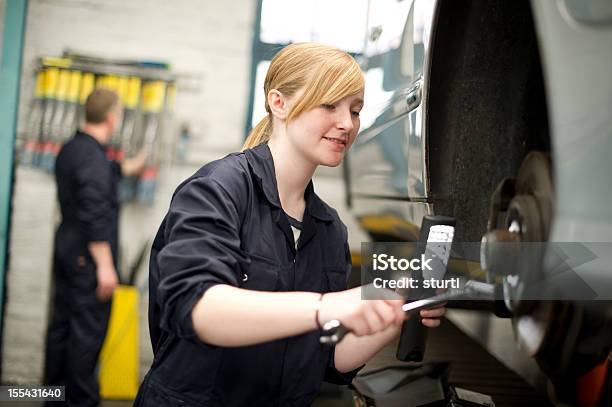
329,293,447,373
317,286,447,336
317,286,406,336
419,305,446,327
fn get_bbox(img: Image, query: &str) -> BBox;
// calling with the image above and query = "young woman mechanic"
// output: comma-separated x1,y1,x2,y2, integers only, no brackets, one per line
135,43,445,407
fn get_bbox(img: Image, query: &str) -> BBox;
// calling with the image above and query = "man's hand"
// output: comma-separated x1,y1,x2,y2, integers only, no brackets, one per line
121,149,148,176
88,241,118,301
96,264,118,301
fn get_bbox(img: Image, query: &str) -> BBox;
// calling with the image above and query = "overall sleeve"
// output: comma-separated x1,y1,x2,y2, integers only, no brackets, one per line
324,232,365,385
155,175,248,339
75,154,113,243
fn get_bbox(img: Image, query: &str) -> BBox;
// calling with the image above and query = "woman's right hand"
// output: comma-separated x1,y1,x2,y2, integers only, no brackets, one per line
317,286,406,336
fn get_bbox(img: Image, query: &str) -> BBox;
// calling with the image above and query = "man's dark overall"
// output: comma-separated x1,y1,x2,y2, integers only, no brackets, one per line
44,131,121,406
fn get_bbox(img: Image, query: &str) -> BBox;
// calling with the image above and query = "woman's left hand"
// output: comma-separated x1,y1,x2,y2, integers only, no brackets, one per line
419,305,446,327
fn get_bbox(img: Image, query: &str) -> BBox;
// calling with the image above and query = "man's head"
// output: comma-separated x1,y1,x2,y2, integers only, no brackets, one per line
84,88,122,143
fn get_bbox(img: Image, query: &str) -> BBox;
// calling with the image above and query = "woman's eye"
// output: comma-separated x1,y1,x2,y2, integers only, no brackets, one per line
351,111,361,117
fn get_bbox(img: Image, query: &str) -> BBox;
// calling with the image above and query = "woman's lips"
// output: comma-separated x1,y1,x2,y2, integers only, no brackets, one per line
323,136,347,151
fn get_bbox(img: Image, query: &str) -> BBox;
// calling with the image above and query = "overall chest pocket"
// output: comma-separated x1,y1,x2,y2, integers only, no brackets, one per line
241,253,280,291
323,266,348,293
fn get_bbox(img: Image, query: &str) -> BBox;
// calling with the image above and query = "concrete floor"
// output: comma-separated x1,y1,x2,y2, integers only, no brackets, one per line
0,397,348,406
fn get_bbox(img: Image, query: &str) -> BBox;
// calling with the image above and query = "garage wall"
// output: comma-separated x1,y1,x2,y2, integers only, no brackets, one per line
3,0,256,384
17,0,256,160
0,0,5,52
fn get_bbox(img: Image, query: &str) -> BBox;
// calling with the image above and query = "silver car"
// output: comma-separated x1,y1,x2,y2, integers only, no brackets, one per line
346,0,612,402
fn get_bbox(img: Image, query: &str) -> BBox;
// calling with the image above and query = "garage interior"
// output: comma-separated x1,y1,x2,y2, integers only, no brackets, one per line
1,0,610,406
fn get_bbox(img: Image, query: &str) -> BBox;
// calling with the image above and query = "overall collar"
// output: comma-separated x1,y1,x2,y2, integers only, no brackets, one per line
76,130,106,154
244,143,334,223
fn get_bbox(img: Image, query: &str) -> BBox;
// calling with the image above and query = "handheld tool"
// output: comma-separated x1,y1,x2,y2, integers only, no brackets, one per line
319,280,495,345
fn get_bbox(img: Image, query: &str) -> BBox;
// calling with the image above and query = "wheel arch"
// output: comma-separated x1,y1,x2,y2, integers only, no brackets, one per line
425,0,551,242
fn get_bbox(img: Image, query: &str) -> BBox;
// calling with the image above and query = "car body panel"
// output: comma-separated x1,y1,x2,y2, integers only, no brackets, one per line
348,0,436,214
531,0,612,243
345,0,612,390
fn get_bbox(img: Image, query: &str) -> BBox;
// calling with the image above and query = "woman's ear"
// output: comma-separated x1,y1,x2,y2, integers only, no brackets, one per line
267,89,289,120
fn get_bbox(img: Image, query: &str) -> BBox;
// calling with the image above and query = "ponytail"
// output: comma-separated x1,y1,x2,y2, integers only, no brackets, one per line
241,115,272,151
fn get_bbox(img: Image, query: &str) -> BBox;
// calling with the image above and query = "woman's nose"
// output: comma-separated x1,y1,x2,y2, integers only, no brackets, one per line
337,109,354,132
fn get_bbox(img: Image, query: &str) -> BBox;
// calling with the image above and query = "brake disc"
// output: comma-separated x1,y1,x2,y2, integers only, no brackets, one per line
503,152,554,313
514,301,572,360
481,152,559,348
483,152,611,403
513,151,554,240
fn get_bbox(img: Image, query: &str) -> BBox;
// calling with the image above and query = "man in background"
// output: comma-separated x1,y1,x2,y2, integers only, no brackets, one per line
44,88,146,406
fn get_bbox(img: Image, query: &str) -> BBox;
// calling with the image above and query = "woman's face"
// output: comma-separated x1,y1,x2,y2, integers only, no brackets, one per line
286,90,364,168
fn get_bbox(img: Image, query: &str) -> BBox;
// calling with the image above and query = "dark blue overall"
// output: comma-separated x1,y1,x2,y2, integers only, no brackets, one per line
135,143,361,406
44,131,121,406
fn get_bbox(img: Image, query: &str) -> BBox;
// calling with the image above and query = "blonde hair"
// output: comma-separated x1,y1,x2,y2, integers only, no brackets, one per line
242,43,364,150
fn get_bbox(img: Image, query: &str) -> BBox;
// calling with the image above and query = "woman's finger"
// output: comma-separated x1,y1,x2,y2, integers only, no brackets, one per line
420,307,446,319
363,303,385,334
421,318,441,328
372,300,396,327
346,310,369,336
395,305,407,325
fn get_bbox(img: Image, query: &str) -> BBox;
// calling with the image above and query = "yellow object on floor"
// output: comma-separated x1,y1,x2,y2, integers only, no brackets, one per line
98,285,139,399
